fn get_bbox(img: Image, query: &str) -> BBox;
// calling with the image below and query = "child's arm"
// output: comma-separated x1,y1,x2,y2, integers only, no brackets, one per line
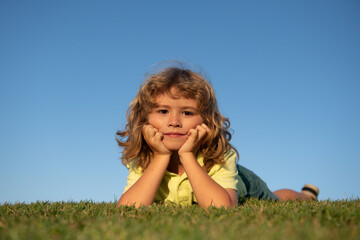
117,125,171,207
117,155,170,207
179,124,238,208
181,154,238,208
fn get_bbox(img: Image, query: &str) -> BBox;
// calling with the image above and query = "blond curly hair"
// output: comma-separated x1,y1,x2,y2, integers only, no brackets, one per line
116,66,237,172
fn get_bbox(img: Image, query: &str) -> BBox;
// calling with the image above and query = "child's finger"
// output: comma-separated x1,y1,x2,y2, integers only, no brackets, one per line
201,123,210,133
143,125,156,136
196,124,208,141
187,128,199,143
142,125,149,139
154,131,164,141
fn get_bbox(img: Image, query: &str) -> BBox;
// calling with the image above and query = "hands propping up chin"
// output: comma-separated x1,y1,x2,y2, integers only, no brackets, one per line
178,123,210,155
142,123,210,157
142,125,171,156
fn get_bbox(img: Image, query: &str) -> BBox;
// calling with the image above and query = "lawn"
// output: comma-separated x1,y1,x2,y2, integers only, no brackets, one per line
1,199,359,240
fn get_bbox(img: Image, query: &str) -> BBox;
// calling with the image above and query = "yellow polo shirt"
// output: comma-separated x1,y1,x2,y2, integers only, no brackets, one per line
123,150,246,206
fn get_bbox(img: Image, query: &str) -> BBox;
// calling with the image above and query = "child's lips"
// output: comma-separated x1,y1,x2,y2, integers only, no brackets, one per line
164,132,186,137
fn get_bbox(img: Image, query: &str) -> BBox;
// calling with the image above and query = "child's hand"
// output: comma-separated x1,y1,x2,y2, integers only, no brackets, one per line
142,124,171,156
178,123,210,156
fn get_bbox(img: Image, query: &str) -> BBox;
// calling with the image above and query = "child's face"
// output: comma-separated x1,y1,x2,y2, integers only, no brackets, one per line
147,91,204,151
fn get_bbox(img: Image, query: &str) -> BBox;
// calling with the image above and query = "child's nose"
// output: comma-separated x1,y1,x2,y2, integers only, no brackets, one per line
168,114,182,127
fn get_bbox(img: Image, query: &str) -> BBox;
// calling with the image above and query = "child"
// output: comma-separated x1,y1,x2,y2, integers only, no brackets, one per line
116,66,319,208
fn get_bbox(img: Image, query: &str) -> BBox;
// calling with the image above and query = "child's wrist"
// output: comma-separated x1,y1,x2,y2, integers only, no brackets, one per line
178,151,196,163
152,153,171,161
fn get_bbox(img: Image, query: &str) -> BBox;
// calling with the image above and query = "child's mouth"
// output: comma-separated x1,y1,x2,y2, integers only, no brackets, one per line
164,132,186,138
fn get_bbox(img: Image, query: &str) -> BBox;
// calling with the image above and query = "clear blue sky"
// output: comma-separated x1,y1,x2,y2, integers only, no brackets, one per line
1,0,359,203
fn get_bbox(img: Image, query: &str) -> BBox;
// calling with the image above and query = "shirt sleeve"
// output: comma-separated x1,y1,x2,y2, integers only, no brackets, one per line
122,165,142,194
209,149,242,192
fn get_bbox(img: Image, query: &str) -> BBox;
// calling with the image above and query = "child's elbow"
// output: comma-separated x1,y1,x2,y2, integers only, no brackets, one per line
200,198,237,209
218,199,237,208
117,197,151,208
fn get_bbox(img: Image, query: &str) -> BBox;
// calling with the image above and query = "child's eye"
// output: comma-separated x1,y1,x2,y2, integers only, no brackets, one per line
183,111,193,116
158,109,168,114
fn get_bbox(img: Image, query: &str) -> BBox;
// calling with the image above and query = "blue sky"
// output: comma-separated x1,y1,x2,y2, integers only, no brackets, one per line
1,0,359,203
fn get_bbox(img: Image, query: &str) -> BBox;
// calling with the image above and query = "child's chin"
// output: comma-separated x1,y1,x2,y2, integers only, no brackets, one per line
163,143,183,151
165,146,182,152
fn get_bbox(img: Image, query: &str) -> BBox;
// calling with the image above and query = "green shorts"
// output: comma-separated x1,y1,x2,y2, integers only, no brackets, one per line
237,164,279,201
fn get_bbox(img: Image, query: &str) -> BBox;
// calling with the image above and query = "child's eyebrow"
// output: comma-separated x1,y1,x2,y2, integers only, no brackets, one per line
154,105,199,111
181,106,199,111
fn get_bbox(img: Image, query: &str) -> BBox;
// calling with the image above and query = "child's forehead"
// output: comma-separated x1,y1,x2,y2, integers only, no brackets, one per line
154,92,195,102
152,92,199,108
154,87,191,100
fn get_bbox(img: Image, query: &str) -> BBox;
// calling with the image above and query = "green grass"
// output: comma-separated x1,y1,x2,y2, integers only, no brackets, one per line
1,199,359,240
